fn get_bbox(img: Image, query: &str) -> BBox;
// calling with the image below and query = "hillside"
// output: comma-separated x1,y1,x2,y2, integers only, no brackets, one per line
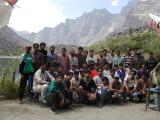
89,27,160,61
0,26,30,55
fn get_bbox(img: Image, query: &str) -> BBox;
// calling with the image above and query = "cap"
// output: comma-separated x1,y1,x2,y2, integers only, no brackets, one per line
26,44,32,48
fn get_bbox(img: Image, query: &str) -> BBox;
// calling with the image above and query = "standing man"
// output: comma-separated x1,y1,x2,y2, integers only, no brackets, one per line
39,42,48,64
59,47,70,73
77,47,86,69
32,43,44,71
18,44,35,104
47,45,60,66
146,52,157,72
69,49,78,70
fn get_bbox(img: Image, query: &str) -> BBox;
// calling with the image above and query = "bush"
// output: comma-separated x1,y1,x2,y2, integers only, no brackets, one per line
0,60,19,99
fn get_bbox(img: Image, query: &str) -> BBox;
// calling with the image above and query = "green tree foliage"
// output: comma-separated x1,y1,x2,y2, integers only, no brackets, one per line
89,29,160,61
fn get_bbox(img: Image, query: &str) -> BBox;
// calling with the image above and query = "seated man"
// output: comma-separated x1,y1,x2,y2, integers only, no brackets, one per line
33,63,54,103
96,77,112,107
110,74,126,103
123,70,137,100
63,72,74,103
47,74,68,112
133,73,150,102
79,69,97,104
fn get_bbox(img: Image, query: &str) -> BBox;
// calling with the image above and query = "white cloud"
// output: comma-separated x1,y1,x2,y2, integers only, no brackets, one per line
111,0,119,6
9,0,66,32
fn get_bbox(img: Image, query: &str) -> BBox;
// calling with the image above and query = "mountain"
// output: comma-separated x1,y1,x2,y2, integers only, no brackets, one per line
18,9,116,46
0,26,30,55
17,0,160,46
123,0,160,28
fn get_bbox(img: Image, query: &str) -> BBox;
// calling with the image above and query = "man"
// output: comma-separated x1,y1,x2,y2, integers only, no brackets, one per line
137,64,149,80
133,73,150,102
63,72,74,103
39,42,48,64
124,48,134,68
47,45,60,66
18,44,35,104
86,50,97,64
112,50,124,69
79,69,97,104
133,52,145,71
123,70,137,100
103,49,114,70
116,63,126,83
69,49,78,70
97,50,107,68
83,50,88,61
32,43,44,71
47,74,69,112
76,47,86,69
59,47,70,73
110,74,126,103
96,77,112,107
146,52,157,72
33,63,54,103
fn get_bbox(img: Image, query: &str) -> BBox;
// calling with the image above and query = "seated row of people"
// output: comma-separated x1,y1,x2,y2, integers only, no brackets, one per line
32,63,152,112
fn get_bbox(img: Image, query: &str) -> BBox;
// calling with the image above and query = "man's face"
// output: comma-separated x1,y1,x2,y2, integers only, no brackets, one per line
67,74,73,80
26,47,32,53
103,80,109,86
50,47,55,53
61,49,66,56
103,50,107,56
83,51,88,57
78,49,83,54
41,65,47,72
57,76,63,83
90,51,94,57
70,50,74,56
40,44,46,50
116,51,120,56
84,72,89,78
98,69,103,76
99,51,103,56
33,45,39,52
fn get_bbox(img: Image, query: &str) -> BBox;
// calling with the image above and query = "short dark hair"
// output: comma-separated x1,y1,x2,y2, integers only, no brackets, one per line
33,43,39,48
62,47,66,51
40,42,46,46
78,47,83,51
50,45,55,49
102,77,109,82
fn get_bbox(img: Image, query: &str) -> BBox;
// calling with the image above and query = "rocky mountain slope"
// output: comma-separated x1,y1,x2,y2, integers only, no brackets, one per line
17,0,160,46
0,26,30,55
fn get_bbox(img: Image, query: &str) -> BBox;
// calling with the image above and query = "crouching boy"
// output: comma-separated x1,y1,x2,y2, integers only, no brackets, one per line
47,74,70,112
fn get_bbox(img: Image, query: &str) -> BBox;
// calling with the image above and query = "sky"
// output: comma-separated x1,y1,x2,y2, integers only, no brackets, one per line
9,0,132,32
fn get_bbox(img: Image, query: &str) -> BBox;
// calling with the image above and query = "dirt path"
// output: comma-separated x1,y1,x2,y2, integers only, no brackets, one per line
0,99,160,120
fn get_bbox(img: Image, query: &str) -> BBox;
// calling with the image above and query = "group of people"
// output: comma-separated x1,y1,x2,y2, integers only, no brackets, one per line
18,42,158,112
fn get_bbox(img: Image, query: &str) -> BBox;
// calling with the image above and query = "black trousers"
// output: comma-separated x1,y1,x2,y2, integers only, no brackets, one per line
47,92,62,111
19,74,33,100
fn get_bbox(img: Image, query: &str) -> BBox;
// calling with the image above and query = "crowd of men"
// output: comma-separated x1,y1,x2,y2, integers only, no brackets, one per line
18,42,158,112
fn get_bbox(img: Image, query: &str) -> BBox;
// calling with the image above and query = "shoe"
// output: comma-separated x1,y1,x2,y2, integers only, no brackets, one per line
98,102,103,108
18,99,24,104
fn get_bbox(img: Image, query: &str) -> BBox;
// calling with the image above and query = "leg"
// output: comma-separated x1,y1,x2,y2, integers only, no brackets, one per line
157,93,160,112
19,75,27,102
41,84,49,103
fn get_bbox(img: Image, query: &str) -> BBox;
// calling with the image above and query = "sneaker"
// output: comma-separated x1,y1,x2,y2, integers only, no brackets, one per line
18,99,24,104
